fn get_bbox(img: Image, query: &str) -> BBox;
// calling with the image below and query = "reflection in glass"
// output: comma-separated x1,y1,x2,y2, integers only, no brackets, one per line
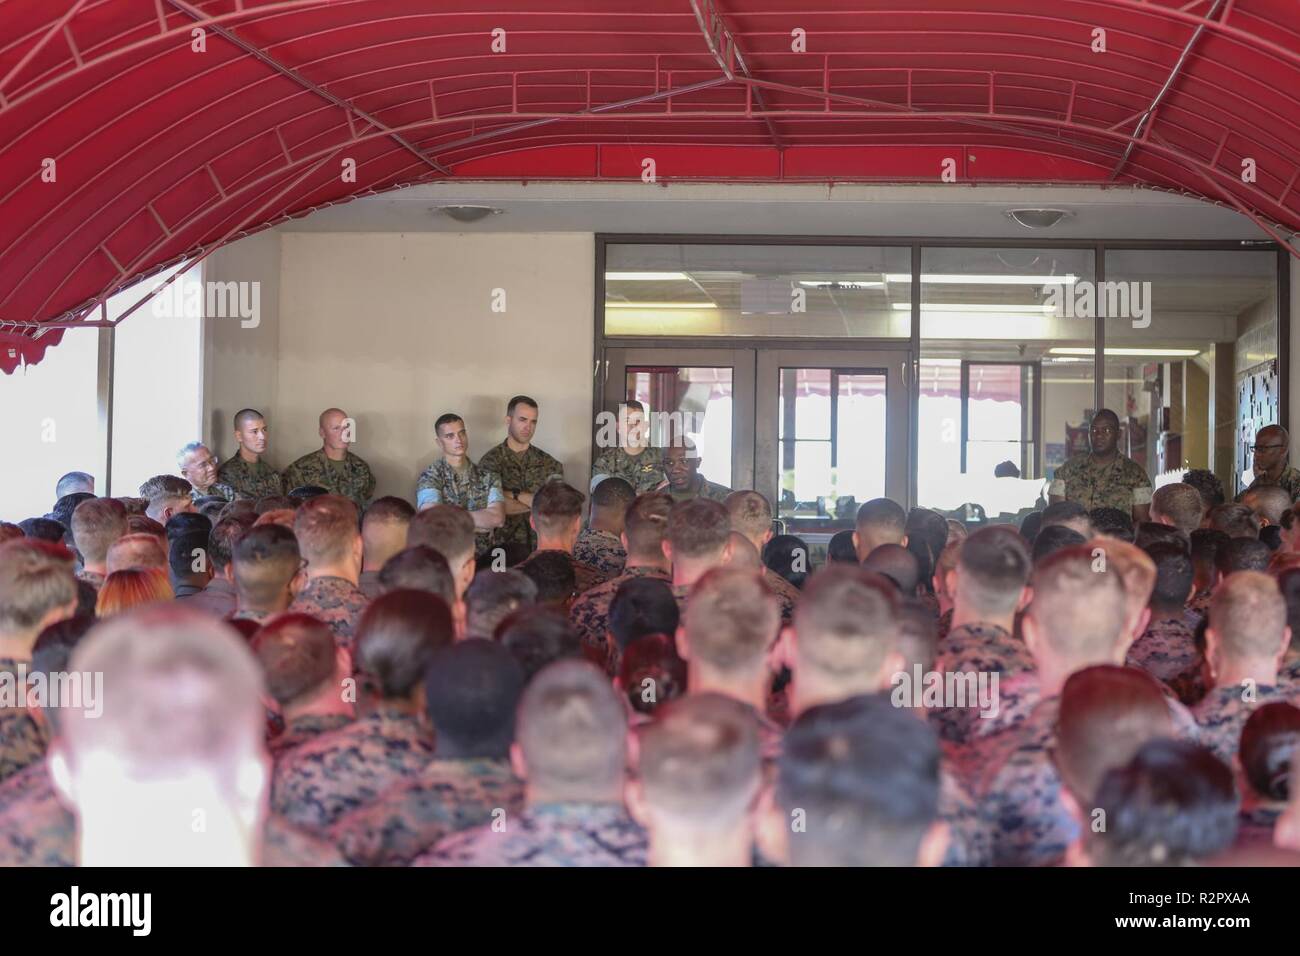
626,367,733,488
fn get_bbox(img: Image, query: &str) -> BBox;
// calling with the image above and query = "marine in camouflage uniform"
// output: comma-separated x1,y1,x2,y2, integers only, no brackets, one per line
762,568,799,626
218,453,284,500
1238,424,1300,503
667,475,733,504
268,712,355,760
287,576,369,655
574,528,626,579
1048,452,1153,514
477,441,563,552
1125,615,1200,685
418,801,647,867
1191,682,1299,763
271,707,436,833
939,765,994,867
517,549,609,596
283,449,376,510
592,446,664,494
190,479,239,503
931,622,1035,746
330,756,524,867
1240,465,1300,503
569,566,670,674
415,459,504,559
0,658,46,785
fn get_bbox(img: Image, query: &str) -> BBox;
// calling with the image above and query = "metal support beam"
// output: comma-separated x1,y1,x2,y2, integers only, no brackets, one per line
96,321,115,497
689,0,784,149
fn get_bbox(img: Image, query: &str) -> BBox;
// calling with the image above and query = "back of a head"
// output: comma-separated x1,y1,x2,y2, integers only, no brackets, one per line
958,525,1031,616
778,692,941,866
363,496,415,533
1134,522,1187,553
855,498,906,551
19,517,66,543
827,529,859,565
896,597,939,673
407,504,476,564
531,481,585,539
1240,702,1300,802
52,493,94,532
762,534,810,588
1019,511,1044,546
517,660,627,793
1243,485,1293,528
1208,503,1260,540
683,568,779,675
1276,568,1300,641
96,568,173,616
139,474,193,508
252,613,339,707
255,496,294,515
1055,666,1174,806
725,490,773,543
62,605,264,795
1027,547,1128,663
377,545,455,602
56,472,95,499
793,565,899,679
624,492,673,561
1190,528,1230,576
0,539,76,633
1208,570,1286,663
1090,739,1238,866
356,589,455,699
609,576,679,651
1217,537,1271,577
1042,499,1090,533
165,511,211,541
1143,541,1194,610
168,528,210,581
126,514,166,543
1151,482,1205,534
591,477,636,516
292,495,359,565
208,516,253,575
1088,537,1157,616
619,634,687,716
106,533,168,574
1032,524,1086,563
726,532,761,570
637,692,761,830
70,497,127,566
667,498,731,563
1088,506,1134,543
862,543,919,595
465,570,538,638
31,615,97,735
424,639,526,758
518,551,576,605
495,606,582,682
232,524,300,606
1182,468,1226,512
904,508,949,588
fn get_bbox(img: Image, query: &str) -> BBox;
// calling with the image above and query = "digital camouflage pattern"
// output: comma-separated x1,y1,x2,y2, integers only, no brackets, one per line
190,480,239,503
1192,682,1299,763
931,623,1034,746
271,708,436,833
331,757,524,867
1166,659,1210,708
591,446,665,494
762,568,799,625
573,528,626,579
939,765,994,867
218,454,285,500
477,441,564,551
415,458,504,557
1240,464,1300,503
568,566,670,674
667,476,733,504
282,449,376,509
1125,616,1200,685
517,549,609,596
358,569,383,600
0,658,46,786
287,576,369,655
268,712,355,760
1049,452,1153,513
419,801,647,867
0,759,50,816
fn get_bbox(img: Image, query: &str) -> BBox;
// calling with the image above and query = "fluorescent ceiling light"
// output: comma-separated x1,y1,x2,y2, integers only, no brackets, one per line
606,301,717,310
885,273,1078,285
797,280,885,289
606,272,691,281
893,303,1055,313
1050,347,1201,357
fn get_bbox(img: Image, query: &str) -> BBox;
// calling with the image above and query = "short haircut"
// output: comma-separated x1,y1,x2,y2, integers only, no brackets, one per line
1090,739,1238,866
168,528,210,579
407,504,476,563
637,693,761,828
1151,483,1204,533
495,606,582,682
363,496,415,528
126,513,166,541
793,566,899,677
255,496,294,515
52,493,95,530
904,508,949,588
30,615,96,734
377,546,455,603
778,692,941,866
624,492,673,560
1208,503,1260,539
1027,546,1128,662
356,589,455,699
195,497,228,522
725,490,773,539
855,498,906,540
1088,537,1157,615
862,543,919,594
507,395,538,416
666,498,731,560
106,533,168,574
1240,702,1300,801
1088,506,1135,543
1092,407,1120,428
138,474,193,503
1134,522,1187,552
115,497,149,516
682,568,779,673
19,517,65,542
209,515,254,573
292,495,359,565
896,597,938,672
1055,665,1173,805
1216,537,1271,576
465,570,538,638
1042,499,1089,530
1019,511,1043,546
433,412,464,435
232,525,301,607
424,639,526,757
56,472,94,498
762,534,811,589
1144,541,1194,609
531,481,585,538
516,660,626,791
608,576,679,651
165,511,211,541
0,540,76,631
1242,485,1293,526
176,440,210,470
95,568,173,616
1183,468,1226,510
1208,570,1286,662
518,551,576,604
827,529,859,564
619,633,687,715
234,408,264,429
1190,528,1230,575
1277,567,1300,640
252,614,338,707
70,497,127,565
957,525,1031,615
622,400,646,415
1032,524,1086,563
0,523,23,546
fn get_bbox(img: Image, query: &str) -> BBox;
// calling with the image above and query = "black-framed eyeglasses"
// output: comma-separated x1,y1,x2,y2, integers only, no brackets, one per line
1252,444,1286,452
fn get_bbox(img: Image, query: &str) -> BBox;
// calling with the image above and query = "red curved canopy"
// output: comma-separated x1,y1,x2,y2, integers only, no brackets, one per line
1,0,1298,341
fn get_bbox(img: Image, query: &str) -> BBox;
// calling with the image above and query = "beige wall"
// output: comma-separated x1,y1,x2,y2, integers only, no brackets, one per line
205,231,595,502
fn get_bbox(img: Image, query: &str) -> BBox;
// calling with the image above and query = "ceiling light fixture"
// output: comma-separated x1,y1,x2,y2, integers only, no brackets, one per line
1006,208,1073,229
605,301,717,310
885,273,1078,285
434,204,503,223
1049,347,1202,357
606,272,691,281
892,303,1056,313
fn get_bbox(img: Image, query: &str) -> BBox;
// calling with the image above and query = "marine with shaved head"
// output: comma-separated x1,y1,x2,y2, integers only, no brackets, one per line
1241,423,1300,503
283,407,375,510
726,489,800,624
219,407,285,500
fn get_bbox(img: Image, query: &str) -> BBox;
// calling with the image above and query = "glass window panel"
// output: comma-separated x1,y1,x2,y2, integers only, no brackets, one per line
626,366,732,487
